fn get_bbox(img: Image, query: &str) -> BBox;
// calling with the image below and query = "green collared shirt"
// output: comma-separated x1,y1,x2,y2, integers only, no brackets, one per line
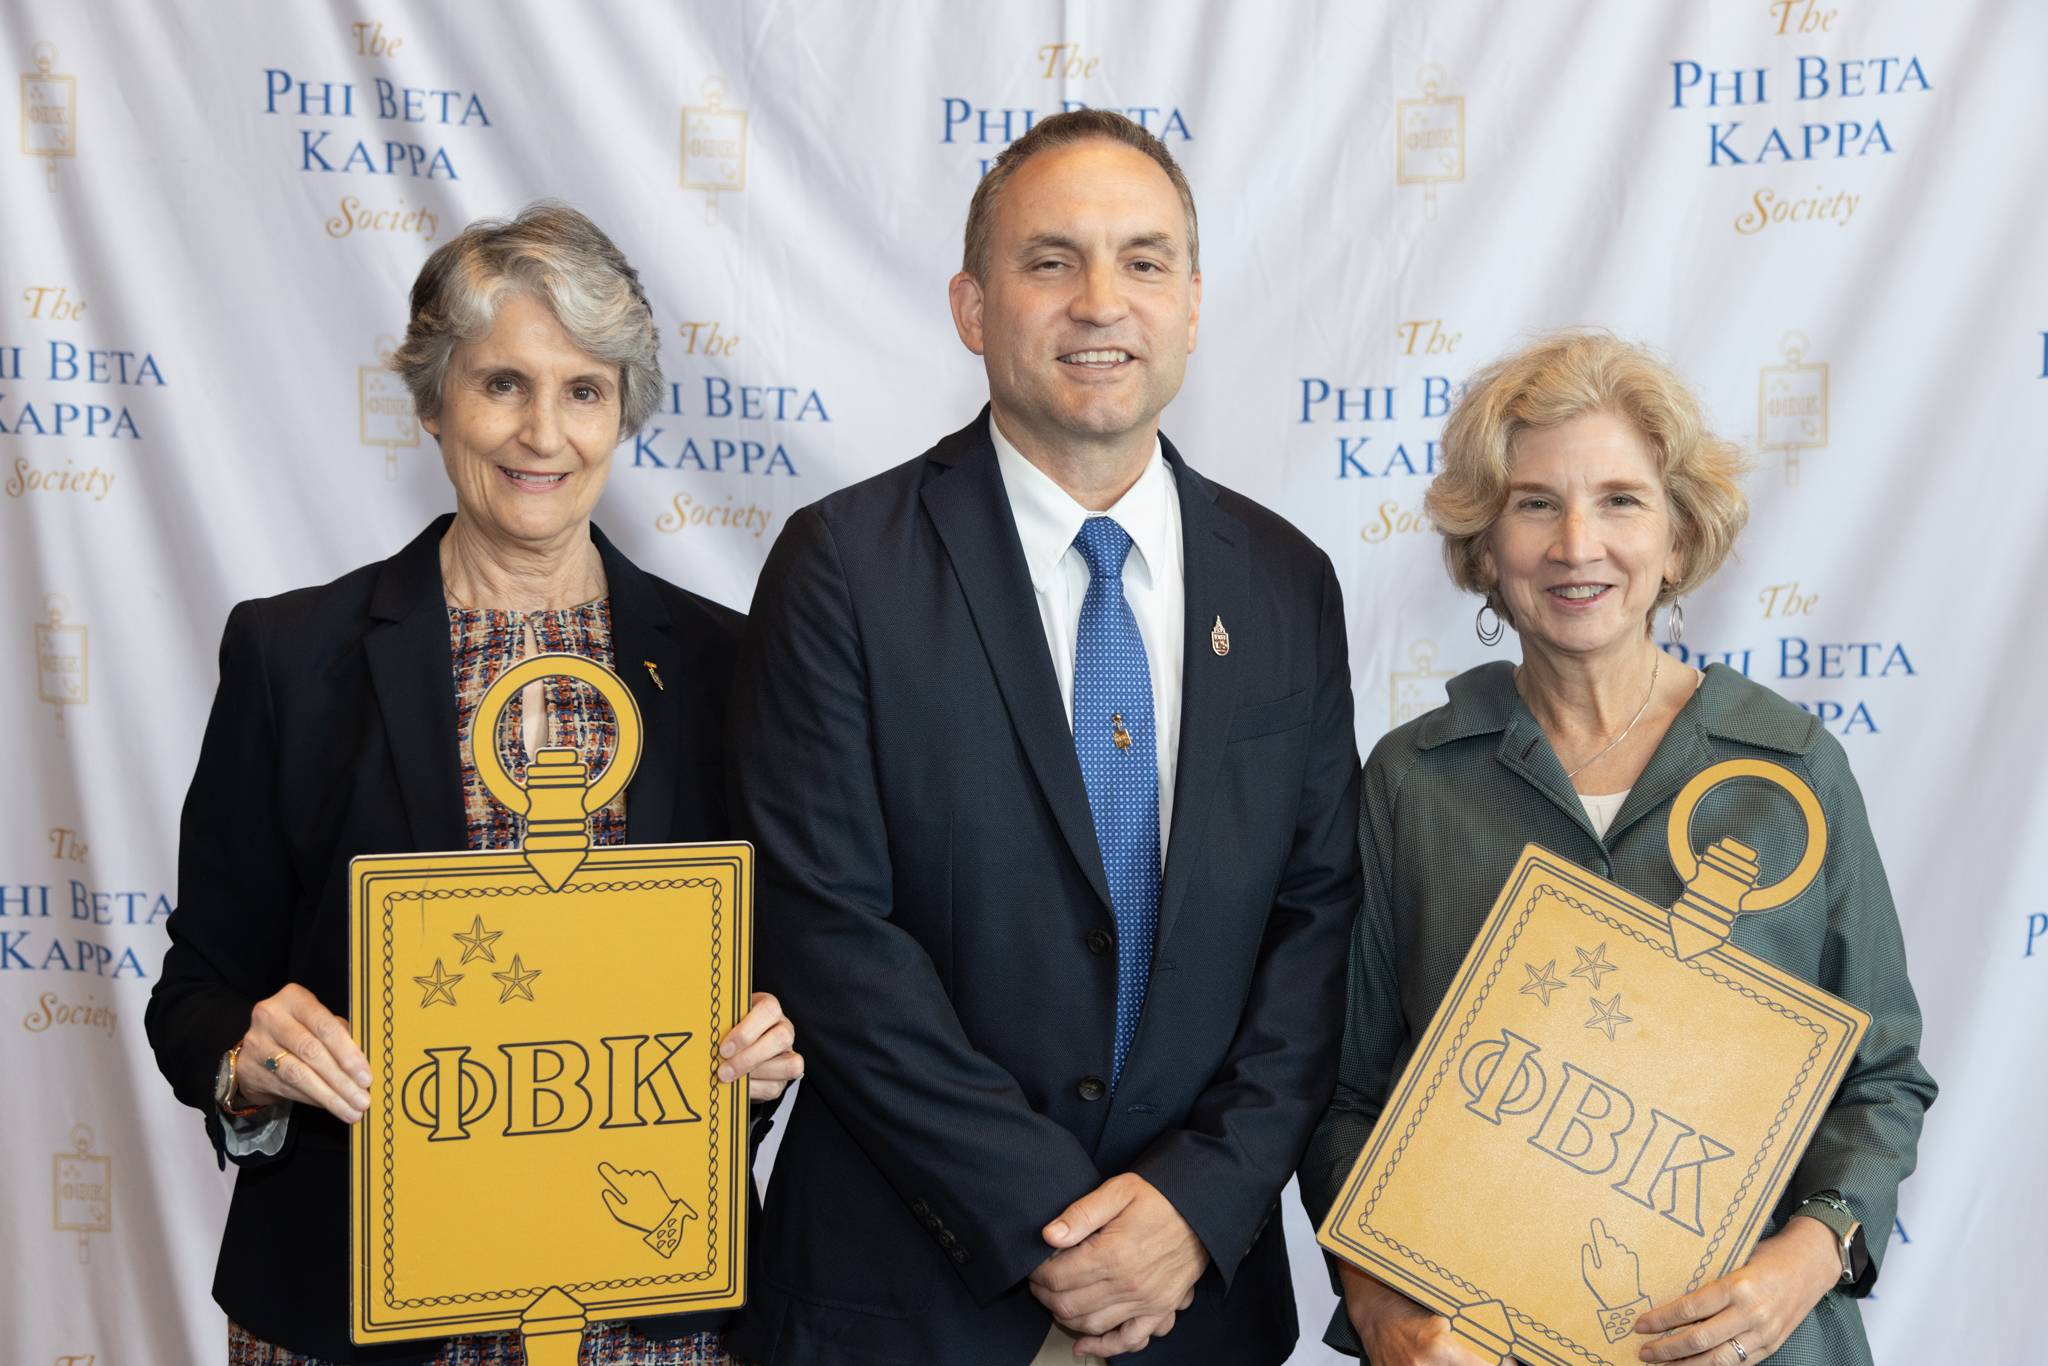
1299,662,1936,1364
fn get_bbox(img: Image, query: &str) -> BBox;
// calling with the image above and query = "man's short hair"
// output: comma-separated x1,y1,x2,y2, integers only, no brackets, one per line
961,108,1200,279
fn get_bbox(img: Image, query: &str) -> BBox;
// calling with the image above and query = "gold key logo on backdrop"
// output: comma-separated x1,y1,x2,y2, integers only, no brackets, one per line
351,654,751,1360
359,336,419,481
20,42,74,191
52,1122,111,1264
1390,640,1455,729
35,594,88,735
1319,760,1867,1366
1397,66,1464,221
680,79,747,226
1758,331,1828,487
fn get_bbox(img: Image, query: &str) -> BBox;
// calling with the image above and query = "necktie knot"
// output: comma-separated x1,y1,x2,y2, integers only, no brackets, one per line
1073,516,1134,583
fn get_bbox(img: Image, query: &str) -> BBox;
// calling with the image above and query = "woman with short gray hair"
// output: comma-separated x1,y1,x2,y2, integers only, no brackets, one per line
393,202,667,442
148,203,799,1365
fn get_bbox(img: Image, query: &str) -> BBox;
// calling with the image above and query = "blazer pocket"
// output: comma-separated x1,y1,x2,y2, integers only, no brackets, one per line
1227,688,1312,743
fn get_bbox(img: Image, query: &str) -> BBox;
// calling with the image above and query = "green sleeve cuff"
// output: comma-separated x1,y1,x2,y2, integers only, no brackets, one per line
1794,1190,1856,1240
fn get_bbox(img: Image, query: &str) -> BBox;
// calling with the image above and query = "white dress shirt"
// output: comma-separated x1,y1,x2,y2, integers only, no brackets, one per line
1579,788,1630,840
990,415,1185,853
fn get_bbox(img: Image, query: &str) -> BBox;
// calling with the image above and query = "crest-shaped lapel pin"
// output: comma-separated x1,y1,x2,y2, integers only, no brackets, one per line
1210,615,1231,657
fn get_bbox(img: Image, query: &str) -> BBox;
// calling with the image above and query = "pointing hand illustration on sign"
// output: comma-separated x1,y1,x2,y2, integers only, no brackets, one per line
1581,1218,1651,1342
599,1161,697,1260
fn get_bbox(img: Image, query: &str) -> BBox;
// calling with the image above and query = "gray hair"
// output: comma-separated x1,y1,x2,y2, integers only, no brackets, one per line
392,202,662,440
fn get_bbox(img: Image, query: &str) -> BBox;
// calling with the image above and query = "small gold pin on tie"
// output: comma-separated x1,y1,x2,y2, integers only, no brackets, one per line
643,660,665,691
1210,615,1231,657
1110,712,1133,751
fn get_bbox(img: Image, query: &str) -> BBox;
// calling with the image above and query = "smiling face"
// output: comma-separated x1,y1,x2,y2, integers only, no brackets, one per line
949,137,1200,459
1484,410,1683,666
423,290,621,555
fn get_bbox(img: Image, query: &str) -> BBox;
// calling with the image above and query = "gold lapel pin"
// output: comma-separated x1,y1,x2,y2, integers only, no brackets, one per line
643,660,665,691
1110,712,1133,751
1210,615,1231,657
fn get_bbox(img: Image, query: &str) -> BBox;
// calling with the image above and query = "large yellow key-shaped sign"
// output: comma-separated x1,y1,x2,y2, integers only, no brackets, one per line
351,655,750,1357
1318,760,1866,1366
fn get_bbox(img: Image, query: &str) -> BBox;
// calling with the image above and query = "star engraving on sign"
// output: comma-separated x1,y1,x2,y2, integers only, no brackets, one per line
413,958,463,1008
451,914,503,964
1519,959,1567,1007
1586,993,1632,1041
492,954,541,1004
1571,942,1618,991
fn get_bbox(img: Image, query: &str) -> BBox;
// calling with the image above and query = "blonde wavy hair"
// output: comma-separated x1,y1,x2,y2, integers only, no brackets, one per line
1426,331,1750,625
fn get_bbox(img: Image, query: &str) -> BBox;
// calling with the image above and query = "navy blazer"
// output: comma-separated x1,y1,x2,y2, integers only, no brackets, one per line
726,413,1363,1364
144,516,745,1363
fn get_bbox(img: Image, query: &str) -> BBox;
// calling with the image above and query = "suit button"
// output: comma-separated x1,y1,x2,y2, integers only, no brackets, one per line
1086,929,1114,956
949,1246,970,1264
1077,1075,1107,1102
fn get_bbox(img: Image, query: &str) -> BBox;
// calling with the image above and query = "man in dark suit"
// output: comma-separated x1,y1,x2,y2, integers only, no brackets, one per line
728,109,1362,1365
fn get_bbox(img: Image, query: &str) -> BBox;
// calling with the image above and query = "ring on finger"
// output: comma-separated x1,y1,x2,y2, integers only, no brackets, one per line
266,1050,289,1072
1731,1339,1748,1363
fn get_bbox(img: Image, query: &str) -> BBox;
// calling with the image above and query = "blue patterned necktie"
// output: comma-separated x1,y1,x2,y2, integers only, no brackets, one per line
1070,515,1160,1089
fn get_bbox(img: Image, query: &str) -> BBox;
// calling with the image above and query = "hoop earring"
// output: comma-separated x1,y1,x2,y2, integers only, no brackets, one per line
1476,601,1505,647
1667,599,1685,646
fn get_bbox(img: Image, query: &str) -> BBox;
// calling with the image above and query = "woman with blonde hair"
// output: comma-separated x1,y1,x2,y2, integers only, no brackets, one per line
1300,332,1934,1366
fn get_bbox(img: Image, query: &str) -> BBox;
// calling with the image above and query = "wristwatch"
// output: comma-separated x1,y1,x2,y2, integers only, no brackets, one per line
1795,1192,1869,1287
213,1044,267,1118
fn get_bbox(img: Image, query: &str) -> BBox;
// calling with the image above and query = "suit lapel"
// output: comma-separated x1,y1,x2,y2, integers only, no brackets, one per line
921,417,1112,912
365,516,467,855
596,527,685,846
1157,443,1246,948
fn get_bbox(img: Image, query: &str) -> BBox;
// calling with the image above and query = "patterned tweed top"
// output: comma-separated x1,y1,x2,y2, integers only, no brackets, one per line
449,599,628,852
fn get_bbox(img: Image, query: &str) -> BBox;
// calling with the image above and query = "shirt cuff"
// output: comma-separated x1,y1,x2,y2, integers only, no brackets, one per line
220,1101,293,1157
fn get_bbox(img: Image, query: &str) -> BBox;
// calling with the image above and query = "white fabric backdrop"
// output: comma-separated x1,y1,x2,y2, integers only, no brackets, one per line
2,2,2035,1360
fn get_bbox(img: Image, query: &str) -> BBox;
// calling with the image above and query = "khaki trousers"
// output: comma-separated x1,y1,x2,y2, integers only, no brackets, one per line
1029,1323,1107,1366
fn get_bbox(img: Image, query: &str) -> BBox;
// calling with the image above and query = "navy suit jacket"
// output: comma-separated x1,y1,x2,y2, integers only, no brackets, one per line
727,413,1362,1364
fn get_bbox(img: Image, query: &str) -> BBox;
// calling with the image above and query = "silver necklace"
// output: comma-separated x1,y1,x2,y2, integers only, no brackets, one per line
1553,651,1662,782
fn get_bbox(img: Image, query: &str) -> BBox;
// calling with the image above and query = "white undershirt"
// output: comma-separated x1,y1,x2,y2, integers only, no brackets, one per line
990,416,1185,853
1579,789,1631,840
